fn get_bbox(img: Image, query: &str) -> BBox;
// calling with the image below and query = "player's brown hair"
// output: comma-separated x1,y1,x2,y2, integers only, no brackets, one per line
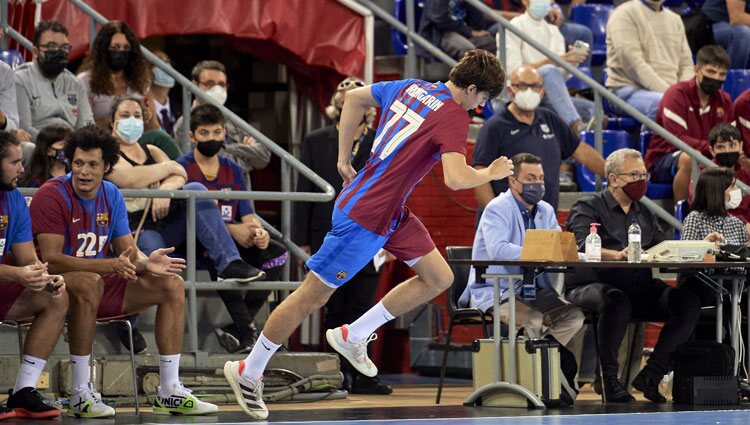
448,49,506,99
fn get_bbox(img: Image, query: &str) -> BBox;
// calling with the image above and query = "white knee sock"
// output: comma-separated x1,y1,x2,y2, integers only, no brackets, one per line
13,355,46,393
70,354,91,392
158,354,180,397
346,301,395,343
241,332,280,381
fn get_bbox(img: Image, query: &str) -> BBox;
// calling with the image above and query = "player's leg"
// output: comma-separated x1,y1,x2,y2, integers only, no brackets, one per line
121,273,218,415
62,272,117,418
3,284,67,419
225,209,384,419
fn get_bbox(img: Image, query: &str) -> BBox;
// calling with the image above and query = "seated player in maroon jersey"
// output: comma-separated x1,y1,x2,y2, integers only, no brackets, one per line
30,125,218,418
176,104,288,354
0,130,66,420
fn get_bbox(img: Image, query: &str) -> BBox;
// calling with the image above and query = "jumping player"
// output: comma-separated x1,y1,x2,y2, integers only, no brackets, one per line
30,125,218,418
224,49,512,419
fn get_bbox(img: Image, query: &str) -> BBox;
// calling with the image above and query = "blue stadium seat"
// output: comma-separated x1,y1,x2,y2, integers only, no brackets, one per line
674,198,688,239
0,50,24,69
570,4,613,66
576,130,631,192
638,132,674,199
601,68,641,132
722,69,750,101
566,67,593,93
392,0,425,55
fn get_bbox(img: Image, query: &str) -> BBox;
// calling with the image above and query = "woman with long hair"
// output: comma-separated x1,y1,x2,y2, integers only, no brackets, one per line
19,124,72,187
77,20,158,130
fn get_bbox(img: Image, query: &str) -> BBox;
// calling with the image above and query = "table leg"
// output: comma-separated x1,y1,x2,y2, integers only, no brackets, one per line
731,278,740,377
493,277,501,384
509,277,517,385
717,290,723,343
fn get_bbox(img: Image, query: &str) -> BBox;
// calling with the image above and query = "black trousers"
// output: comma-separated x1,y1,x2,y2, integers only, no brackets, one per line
566,279,701,377
206,239,288,344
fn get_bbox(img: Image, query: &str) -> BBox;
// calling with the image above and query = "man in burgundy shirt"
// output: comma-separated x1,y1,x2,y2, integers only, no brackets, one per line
733,88,750,168
646,45,734,202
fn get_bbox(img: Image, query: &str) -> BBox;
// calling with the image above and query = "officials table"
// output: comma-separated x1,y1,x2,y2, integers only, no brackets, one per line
447,259,750,408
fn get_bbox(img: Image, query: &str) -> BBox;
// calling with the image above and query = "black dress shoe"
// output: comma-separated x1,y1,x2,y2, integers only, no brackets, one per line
350,375,393,395
632,371,667,403
602,375,635,403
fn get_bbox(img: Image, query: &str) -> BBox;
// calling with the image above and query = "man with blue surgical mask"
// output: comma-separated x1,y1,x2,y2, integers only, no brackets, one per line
459,152,583,407
150,51,178,137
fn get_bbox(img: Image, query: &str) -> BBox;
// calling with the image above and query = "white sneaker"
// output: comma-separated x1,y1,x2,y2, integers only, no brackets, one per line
326,325,378,377
67,383,115,418
223,360,268,420
153,382,218,415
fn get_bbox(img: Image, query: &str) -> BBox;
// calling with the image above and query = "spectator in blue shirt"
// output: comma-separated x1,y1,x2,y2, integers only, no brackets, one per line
702,0,750,68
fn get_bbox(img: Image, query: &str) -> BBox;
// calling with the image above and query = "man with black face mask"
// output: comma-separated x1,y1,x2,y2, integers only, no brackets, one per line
14,20,93,141
459,153,583,406
647,45,734,203
566,148,708,403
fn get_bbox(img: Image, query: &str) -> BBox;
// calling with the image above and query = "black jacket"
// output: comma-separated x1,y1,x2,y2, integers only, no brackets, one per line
293,125,374,252
418,0,487,58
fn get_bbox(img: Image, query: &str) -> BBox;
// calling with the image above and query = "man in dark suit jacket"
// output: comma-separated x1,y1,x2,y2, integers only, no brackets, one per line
293,78,392,395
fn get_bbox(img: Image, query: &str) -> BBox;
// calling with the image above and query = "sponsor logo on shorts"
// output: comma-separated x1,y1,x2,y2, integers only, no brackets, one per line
336,270,348,280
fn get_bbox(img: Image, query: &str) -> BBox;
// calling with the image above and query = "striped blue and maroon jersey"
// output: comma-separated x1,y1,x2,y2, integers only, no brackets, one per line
336,79,469,235
177,151,253,223
30,174,131,258
0,189,33,263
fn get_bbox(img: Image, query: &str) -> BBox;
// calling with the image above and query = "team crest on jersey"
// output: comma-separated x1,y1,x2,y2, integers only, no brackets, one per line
67,93,78,106
717,107,725,117
0,215,8,230
96,212,109,226
336,270,348,280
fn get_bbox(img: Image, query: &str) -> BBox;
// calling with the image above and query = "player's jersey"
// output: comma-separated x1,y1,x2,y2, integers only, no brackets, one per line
0,189,33,263
177,152,254,222
30,174,131,258
336,79,469,235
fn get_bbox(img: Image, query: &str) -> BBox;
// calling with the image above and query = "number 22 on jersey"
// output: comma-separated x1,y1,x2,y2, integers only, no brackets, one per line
76,232,108,258
372,100,425,160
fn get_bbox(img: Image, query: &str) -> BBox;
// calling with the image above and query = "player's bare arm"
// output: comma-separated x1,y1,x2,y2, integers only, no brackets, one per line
37,233,121,276
337,86,378,185
441,152,513,190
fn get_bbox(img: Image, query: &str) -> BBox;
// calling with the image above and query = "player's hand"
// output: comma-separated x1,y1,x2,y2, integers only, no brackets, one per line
254,227,270,250
114,247,137,281
151,198,171,222
487,156,514,180
146,247,187,276
14,262,50,290
45,274,65,298
337,161,357,186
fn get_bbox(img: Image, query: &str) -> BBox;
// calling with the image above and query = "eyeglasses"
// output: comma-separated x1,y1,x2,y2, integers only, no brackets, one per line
617,172,650,181
39,43,72,54
511,83,543,92
337,79,365,91
199,80,227,89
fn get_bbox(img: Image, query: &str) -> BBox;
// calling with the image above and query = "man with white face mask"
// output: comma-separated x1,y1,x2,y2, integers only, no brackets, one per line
473,66,604,215
173,60,271,176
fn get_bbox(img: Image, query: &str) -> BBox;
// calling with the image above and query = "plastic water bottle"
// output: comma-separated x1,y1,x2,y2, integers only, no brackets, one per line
628,221,642,263
585,223,601,262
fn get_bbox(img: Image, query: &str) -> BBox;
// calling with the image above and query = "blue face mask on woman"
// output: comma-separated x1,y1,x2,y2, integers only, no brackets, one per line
115,116,144,144
528,0,552,20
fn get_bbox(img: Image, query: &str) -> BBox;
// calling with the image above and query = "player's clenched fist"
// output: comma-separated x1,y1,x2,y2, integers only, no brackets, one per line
487,156,514,180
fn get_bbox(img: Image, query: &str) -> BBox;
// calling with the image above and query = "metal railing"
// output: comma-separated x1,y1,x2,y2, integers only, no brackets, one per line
0,0,339,355
369,0,750,231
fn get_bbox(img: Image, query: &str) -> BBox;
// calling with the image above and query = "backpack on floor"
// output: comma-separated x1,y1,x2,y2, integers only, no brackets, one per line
672,340,738,405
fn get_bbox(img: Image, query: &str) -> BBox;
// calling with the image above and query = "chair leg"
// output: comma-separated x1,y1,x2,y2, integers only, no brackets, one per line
435,321,455,404
121,319,140,415
590,316,606,402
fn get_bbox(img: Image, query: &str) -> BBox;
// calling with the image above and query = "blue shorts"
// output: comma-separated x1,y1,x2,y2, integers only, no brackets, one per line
307,207,435,288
